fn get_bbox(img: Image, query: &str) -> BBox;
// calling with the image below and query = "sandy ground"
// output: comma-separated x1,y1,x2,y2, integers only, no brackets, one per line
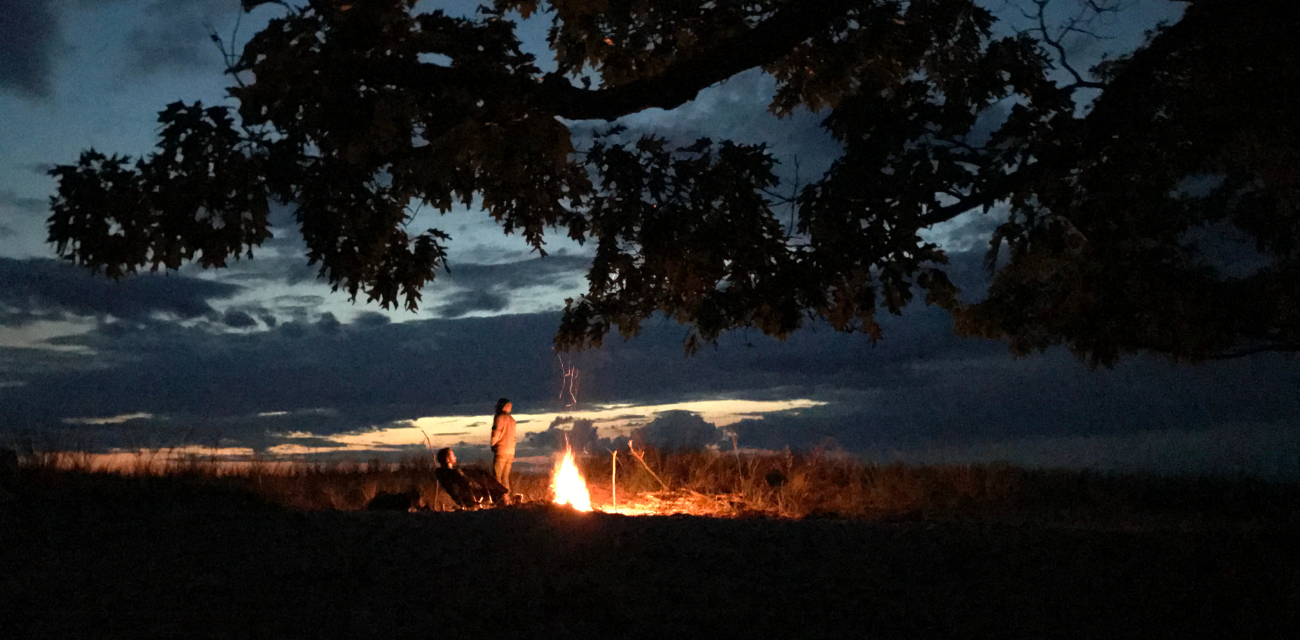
2,478,1298,639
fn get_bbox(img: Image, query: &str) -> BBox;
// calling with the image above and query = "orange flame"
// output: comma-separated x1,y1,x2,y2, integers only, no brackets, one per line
551,443,593,512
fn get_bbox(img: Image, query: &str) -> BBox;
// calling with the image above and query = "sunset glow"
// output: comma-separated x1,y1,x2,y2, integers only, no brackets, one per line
278,397,824,457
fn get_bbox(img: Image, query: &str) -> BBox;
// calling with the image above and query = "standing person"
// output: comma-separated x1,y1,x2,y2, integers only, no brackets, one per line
490,397,516,493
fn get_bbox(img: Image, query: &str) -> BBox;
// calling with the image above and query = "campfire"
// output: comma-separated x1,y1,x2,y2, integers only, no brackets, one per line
550,443,593,511
548,442,737,516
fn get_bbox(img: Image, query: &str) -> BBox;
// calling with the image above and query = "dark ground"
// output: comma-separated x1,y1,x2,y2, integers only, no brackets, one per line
2,474,1298,639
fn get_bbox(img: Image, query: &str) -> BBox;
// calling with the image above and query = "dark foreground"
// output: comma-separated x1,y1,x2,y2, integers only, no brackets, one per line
2,475,1298,639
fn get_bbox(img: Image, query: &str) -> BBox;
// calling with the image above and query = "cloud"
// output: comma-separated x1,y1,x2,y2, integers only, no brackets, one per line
221,309,257,328
0,257,241,326
1,190,47,217
62,411,154,425
125,0,238,75
276,320,308,338
0,313,569,445
209,254,323,287
429,255,590,318
572,68,842,187
633,411,724,451
352,311,391,327
525,417,629,456
204,218,587,319
23,162,57,176
316,311,341,334
446,255,590,290
921,208,1006,257
0,0,224,97
888,423,1300,480
271,294,325,308
4,295,1298,475
0,0,60,97
0,189,49,247
526,409,734,455
434,290,510,318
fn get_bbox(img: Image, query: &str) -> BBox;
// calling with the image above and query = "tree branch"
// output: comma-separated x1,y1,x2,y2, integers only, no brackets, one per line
400,0,863,122
919,172,1022,226
1027,0,1105,90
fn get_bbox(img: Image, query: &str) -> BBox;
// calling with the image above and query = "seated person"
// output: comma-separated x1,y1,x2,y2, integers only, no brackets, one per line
434,448,509,508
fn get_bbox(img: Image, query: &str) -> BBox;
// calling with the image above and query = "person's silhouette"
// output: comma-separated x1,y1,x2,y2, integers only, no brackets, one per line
434,448,508,509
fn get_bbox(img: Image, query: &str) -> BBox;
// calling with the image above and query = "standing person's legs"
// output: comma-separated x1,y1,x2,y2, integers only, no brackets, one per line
493,450,514,491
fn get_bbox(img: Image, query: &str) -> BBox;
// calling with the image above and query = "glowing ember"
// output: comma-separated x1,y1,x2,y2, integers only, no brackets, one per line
551,444,593,512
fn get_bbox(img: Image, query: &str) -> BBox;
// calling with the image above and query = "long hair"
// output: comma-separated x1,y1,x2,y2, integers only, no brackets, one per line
495,397,511,414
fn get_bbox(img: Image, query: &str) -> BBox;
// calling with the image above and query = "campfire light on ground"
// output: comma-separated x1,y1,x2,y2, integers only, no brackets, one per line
547,444,734,516
550,444,593,511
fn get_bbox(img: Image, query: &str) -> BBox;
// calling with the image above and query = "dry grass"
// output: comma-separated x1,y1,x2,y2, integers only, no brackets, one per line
6,446,1298,638
572,448,1300,525
8,445,1299,526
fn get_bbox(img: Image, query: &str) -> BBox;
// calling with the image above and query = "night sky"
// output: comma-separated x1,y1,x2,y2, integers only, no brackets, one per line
1,0,1297,477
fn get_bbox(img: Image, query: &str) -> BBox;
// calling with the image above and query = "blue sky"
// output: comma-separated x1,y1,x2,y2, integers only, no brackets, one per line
2,0,1297,478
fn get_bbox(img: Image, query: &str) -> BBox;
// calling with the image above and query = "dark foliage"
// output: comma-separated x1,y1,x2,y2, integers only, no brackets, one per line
47,0,1300,362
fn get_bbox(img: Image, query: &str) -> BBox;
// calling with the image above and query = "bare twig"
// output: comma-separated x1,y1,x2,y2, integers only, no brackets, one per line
730,432,743,475
1003,0,1124,92
627,442,669,491
207,10,248,87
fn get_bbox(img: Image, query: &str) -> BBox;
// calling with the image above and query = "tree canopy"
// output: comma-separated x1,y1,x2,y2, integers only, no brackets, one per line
47,0,1300,363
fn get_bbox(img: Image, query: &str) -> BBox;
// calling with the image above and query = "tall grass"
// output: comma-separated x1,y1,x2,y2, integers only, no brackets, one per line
574,447,1300,524
10,448,458,511
8,445,1299,526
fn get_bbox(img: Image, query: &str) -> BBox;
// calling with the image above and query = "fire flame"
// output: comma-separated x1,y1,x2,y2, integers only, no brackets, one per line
551,444,593,512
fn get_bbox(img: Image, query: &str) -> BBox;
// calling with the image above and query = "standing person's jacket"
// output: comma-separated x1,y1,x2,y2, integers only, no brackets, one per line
491,412,516,455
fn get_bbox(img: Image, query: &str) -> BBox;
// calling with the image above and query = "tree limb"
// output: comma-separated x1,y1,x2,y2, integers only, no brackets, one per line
402,0,863,121
918,172,1022,226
